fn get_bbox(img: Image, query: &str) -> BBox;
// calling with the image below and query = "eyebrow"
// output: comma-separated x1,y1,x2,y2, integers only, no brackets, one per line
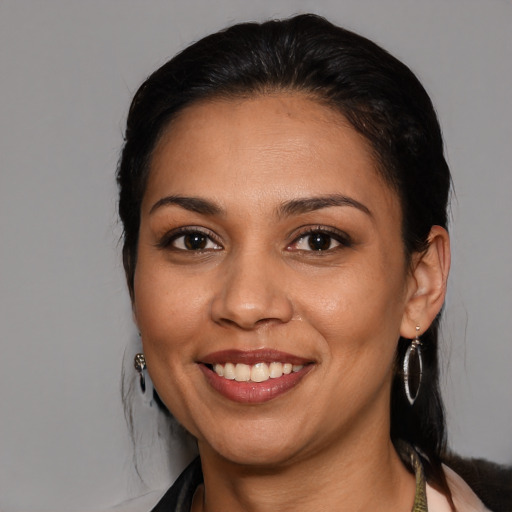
149,195,224,216
278,194,372,218
149,193,371,218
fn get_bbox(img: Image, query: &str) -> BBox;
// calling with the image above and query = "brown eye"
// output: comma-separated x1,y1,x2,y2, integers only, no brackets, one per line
161,229,222,251
289,228,352,253
307,233,333,251
184,232,208,250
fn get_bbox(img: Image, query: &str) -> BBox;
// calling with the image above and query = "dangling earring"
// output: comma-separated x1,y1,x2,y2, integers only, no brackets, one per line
134,353,147,393
134,352,154,406
403,326,423,406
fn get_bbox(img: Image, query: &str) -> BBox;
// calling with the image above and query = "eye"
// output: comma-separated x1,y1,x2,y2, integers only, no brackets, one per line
158,228,222,251
289,228,351,252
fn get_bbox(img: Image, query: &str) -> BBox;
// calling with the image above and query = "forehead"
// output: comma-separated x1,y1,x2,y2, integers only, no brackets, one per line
144,93,398,218
154,93,371,164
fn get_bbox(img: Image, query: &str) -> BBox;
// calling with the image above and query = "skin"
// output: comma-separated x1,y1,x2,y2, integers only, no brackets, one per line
133,94,450,512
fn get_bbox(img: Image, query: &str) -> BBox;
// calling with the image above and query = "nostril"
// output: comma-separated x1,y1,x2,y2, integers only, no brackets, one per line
216,315,288,331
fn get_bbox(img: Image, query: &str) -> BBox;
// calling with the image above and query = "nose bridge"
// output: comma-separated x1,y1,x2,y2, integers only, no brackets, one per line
211,245,293,329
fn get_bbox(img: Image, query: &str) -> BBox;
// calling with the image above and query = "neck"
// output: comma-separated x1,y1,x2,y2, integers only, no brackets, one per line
193,425,415,512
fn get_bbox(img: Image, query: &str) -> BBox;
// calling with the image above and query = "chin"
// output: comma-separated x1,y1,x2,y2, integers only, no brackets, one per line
199,427,305,468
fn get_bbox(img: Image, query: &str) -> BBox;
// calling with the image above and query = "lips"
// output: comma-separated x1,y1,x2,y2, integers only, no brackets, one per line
198,349,313,403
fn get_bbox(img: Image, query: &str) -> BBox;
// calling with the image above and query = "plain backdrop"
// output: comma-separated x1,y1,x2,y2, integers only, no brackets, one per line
0,1,511,511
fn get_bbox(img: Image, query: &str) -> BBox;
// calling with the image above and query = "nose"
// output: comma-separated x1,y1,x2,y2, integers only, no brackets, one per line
210,250,294,330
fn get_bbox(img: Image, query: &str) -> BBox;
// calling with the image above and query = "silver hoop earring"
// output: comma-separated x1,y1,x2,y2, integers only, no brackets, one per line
403,327,423,406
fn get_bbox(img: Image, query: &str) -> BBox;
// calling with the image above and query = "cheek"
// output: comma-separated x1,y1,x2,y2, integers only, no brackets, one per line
295,258,407,358
134,262,207,359
133,264,209,425
313,266,404,315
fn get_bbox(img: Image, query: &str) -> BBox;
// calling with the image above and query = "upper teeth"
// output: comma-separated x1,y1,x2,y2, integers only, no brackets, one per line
213,362,304,382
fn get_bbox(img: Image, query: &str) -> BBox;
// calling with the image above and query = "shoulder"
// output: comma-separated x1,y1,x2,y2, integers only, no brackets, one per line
426,464,489,512
431,455,512,512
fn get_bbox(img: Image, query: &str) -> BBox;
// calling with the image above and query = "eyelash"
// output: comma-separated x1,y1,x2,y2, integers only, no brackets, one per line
156,226,352,253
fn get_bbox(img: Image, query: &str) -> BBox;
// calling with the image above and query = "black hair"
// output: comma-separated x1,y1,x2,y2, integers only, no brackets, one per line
117,13,452,502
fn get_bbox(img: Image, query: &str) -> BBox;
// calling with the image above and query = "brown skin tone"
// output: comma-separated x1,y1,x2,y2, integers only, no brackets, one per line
133,94,450,512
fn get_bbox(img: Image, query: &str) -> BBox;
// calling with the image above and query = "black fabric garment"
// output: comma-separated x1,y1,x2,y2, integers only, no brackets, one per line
151,457,202,512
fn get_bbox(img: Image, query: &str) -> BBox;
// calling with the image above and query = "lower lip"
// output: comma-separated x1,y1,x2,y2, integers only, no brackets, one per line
199,364,312,403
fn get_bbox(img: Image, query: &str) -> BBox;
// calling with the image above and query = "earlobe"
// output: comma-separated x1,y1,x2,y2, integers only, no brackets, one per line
400,226,451,338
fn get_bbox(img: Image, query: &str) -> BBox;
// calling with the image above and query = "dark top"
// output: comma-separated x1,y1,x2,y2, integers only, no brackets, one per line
151,457,202,512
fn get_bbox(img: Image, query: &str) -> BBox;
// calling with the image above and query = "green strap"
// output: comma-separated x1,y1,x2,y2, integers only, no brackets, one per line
398,442,428,512
411,453,428,512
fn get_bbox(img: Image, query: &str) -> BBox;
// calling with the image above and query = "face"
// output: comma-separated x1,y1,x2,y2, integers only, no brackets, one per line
134,94,415,466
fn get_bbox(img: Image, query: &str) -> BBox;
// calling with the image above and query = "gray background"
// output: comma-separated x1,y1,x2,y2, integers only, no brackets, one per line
1,1,511,511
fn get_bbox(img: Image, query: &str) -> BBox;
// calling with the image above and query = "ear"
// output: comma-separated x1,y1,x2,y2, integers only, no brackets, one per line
400,226,451,338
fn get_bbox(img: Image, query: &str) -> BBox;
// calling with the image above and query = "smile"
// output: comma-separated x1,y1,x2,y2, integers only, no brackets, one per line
211,362,304,382
199,349,313,403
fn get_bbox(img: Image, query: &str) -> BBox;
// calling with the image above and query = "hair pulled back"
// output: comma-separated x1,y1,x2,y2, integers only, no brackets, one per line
117,13,451,494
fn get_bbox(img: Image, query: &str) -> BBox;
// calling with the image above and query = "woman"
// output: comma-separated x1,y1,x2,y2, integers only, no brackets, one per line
117,14,506,512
